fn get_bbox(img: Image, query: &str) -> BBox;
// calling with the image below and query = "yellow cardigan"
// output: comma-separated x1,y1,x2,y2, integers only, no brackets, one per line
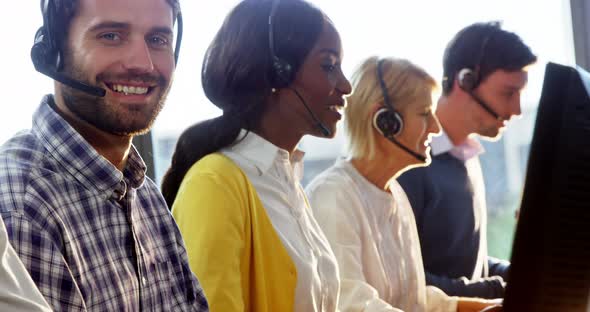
172,153,297,312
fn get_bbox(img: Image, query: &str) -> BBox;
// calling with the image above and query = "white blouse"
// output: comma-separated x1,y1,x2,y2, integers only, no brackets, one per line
306,159,458,312
222,131,340,312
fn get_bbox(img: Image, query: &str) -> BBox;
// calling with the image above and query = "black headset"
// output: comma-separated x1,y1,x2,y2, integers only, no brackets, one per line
456,28,495,92
446,23,504,121
31,0,183,97
373,59,404,137
267,0,331,136
268,0,294,88
373,58,427,163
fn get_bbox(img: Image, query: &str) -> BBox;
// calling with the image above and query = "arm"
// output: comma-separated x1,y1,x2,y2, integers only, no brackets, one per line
425,282,501,312
399,169,505,299
487,257,510,280
425,286,458,312
426,272,505,299
456,297,503,312
307,181,402,312
0,218,51,312
168,216,210,311
172,169,246,312
2,212,86,310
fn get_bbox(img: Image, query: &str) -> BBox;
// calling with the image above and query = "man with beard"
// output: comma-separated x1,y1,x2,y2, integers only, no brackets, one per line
398,22,537,299
0,0,208,310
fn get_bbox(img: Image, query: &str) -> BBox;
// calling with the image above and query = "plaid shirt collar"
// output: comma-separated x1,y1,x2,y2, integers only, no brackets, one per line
34,95,146,193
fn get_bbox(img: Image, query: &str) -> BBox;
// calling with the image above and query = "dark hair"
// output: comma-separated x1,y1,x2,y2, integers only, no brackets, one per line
41,0,181,57
442,21,537,94
160,0,325,207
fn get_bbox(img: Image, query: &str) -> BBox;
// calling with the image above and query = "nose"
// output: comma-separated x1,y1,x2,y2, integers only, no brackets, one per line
428,113,442,136
338,74,352,95
122,39,155,73
503,97,522,122
511,97,522,117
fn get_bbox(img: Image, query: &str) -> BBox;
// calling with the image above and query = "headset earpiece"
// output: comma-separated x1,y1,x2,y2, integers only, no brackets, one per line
375,59,404,138
271,56,294,89
268,0,294,88
457,67,479,92
373,107,404,137
31,28,50,70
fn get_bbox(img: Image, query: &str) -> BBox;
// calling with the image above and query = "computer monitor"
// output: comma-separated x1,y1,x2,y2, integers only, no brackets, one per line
503,62,590,312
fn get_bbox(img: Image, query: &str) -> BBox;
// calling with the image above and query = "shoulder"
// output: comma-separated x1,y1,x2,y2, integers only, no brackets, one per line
397,161,442,195
0,130,52,214
0,130,47,174
174,153,253,213
305,164,364,220
306,164,351,194
185,153,248,186
389,180,411,205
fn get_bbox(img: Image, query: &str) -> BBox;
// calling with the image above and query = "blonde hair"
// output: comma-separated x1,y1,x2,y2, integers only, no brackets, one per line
345,56,437,160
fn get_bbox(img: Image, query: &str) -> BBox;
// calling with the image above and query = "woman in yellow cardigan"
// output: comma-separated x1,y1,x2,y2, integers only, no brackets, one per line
161,0,352,311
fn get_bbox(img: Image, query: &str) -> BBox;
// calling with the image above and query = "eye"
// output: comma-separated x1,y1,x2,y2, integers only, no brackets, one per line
148,35,170,47
420,108,432,117
99,32,121,42
321,64,336,72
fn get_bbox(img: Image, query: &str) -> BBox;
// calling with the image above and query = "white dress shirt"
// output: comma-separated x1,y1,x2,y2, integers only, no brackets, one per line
0,218,51,311
222,131,340,312
306,159,458,312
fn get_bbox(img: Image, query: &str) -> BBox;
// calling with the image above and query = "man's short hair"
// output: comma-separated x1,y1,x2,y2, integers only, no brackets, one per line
442,21,537,94
41,0,180,56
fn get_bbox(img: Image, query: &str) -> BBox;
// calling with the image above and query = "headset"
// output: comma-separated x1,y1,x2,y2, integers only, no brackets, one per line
373,58,427,163
450,24,505,121
268,0,331,137
31,0,183,98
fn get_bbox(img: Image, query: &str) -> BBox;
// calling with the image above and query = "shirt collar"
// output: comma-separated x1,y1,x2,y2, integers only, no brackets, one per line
32,95,146,193
227,129,305,179
430,130,485,161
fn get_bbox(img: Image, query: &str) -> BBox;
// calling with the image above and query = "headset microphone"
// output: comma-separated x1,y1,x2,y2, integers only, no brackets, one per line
385,135,428,163
374,59,427,163
453,24,505,122
468,91,504,121
32,0,183,98
43,67,106,97
373,110,427,163
268,0,331,137
289,87,332,137
31,38,107,97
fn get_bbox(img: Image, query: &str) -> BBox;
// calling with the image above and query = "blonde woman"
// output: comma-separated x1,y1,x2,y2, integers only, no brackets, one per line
306,56,501,312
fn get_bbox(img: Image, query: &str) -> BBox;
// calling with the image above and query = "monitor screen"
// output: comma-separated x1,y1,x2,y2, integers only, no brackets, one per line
503,62,590,312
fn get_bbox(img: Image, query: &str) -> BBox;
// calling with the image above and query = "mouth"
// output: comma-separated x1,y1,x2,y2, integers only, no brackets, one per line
104,82,156,96
328,105,343,113
328,98,346,112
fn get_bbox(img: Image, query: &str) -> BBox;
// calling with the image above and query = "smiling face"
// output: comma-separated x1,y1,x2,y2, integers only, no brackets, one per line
393,91,441,165
288,19,352,138
58,0,175,136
